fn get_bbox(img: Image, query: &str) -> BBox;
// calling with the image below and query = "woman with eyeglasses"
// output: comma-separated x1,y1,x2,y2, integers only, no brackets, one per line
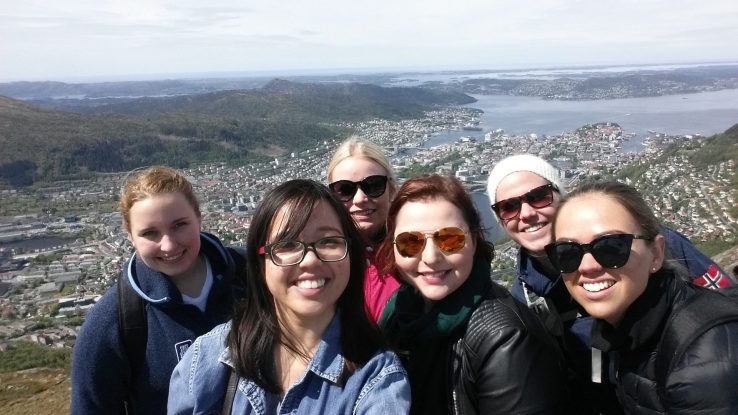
376,174,570,414
546,181,738,414
168,179,410,414
487,154,733,414
327,136,402,324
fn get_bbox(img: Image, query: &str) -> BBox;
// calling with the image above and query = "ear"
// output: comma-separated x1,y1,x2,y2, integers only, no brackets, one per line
127,233,136,250
650,234,666,273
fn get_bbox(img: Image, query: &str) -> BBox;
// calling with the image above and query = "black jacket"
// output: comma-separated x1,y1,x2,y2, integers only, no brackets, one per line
383,259,570,414
591,269,738,414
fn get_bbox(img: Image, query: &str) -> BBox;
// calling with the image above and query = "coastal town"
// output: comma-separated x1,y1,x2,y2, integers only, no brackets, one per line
0,107,736,350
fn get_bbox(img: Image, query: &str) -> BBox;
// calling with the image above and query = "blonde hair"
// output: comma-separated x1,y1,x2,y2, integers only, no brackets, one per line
327,136,396,185
119,166,201,233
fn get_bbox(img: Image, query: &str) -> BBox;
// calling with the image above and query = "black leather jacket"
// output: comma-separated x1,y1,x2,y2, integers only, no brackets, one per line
386,277,570,414
448,283,570,414
592,269,738,414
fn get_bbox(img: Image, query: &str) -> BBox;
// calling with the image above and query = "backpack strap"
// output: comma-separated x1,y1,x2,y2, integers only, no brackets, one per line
221,368,239,415
655,289,738,396
117,272,148,412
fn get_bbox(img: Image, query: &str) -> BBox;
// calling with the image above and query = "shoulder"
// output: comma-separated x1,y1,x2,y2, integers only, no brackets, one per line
75,285,121,348
351,350,410,414
469,286,529,334
664,320,738,410
173,322,232,389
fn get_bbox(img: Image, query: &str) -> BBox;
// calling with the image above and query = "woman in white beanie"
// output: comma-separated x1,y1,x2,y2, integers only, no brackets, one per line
487,154,734,415
487,154,622,414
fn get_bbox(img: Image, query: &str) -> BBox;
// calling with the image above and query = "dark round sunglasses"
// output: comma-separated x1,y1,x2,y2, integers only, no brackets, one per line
492,183,558,221
393,227,467,258
329,175,388,202
545,233,652,274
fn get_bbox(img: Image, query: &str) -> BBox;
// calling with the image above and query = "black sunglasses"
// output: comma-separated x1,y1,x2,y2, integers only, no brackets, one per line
492,183,558,221
329,175,388,202
545,233,652,274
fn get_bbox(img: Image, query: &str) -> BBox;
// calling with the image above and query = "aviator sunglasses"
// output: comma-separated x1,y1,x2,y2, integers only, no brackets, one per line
492,183,558,221
394,227,467,258
329,175,389,202
545,233,651,274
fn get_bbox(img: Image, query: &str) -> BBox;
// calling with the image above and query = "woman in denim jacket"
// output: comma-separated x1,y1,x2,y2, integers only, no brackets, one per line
169,179,410,414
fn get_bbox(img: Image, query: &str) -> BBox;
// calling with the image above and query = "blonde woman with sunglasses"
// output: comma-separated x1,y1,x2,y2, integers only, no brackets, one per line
376,174,570,414
327,136,402,324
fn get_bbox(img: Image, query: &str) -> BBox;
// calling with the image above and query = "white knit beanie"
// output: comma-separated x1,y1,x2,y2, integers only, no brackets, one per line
487,154,567,206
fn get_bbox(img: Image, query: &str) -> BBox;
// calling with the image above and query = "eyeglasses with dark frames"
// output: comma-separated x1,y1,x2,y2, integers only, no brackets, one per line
492,183,558,221
545,233,652,274
259,236,349,266
328,175,388,202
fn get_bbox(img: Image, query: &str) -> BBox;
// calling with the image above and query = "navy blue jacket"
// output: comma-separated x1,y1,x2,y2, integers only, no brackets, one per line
510,226,732,414
71,233,243,415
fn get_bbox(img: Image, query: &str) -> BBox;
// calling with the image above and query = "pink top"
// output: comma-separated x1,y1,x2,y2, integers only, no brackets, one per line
363,247,402,324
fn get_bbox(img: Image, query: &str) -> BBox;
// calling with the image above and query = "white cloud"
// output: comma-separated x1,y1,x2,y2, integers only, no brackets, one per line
0,0,736,81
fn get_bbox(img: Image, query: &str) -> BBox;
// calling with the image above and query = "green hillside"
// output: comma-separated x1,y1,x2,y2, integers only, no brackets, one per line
0,80,474,187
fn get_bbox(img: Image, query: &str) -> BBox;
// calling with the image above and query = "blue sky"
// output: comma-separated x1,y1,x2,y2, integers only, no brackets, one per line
1,0,737,82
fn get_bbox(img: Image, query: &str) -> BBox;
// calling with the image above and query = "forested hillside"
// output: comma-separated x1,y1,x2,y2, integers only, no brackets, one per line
0,80,474,187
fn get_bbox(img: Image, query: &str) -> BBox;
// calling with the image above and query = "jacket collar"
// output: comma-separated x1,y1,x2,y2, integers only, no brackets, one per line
591,268,681,352
125,232,233,304
380,257,492,341
218,314,346,384
518,248,560,295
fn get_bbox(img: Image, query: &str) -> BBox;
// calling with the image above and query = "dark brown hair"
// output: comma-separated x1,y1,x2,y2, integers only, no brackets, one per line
226,179,381,393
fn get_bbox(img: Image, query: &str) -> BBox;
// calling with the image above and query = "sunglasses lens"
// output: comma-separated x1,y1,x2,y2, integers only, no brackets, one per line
329,181,357,202
526,186,554,208
361,175,388,198
395,232,425,257
591,235,633,269
552,242,584,273
495,199,522,220
434,227,466,253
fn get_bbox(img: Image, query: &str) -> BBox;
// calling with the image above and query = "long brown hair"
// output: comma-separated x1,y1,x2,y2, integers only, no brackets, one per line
226,179,382,393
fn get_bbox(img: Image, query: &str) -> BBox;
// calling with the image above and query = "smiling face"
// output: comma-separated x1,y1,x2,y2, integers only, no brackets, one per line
554,194,665,326
329,156,393,242
495,171,561,254
265,200,350,327
127,192,202,281
393,198,476,307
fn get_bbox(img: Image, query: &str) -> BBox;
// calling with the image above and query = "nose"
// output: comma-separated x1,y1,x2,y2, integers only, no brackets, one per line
299,247,321,267
160,234,177,252
352,187,369,205
518,202,538,221
578,252,602,275
420,236,443,264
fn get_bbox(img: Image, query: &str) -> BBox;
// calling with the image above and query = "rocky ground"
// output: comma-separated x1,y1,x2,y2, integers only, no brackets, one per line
0,368,70,415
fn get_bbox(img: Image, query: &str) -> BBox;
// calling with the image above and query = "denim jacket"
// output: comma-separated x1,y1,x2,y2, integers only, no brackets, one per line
168,314,411,415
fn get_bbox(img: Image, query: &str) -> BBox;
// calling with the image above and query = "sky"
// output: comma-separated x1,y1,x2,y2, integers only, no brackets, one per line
1,0,738,82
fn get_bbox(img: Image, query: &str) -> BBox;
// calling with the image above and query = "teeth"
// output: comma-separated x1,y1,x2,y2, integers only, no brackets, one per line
524,223,545,233
161,253,183,262
422,271,447,278
296,279,326,289
352,209,374,217
583,281,615,292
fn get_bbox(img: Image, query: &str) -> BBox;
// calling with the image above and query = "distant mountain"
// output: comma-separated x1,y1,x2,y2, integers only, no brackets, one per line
0,80,475,187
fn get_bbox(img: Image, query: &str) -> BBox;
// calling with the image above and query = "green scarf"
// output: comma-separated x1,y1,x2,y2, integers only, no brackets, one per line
379,258,492,341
